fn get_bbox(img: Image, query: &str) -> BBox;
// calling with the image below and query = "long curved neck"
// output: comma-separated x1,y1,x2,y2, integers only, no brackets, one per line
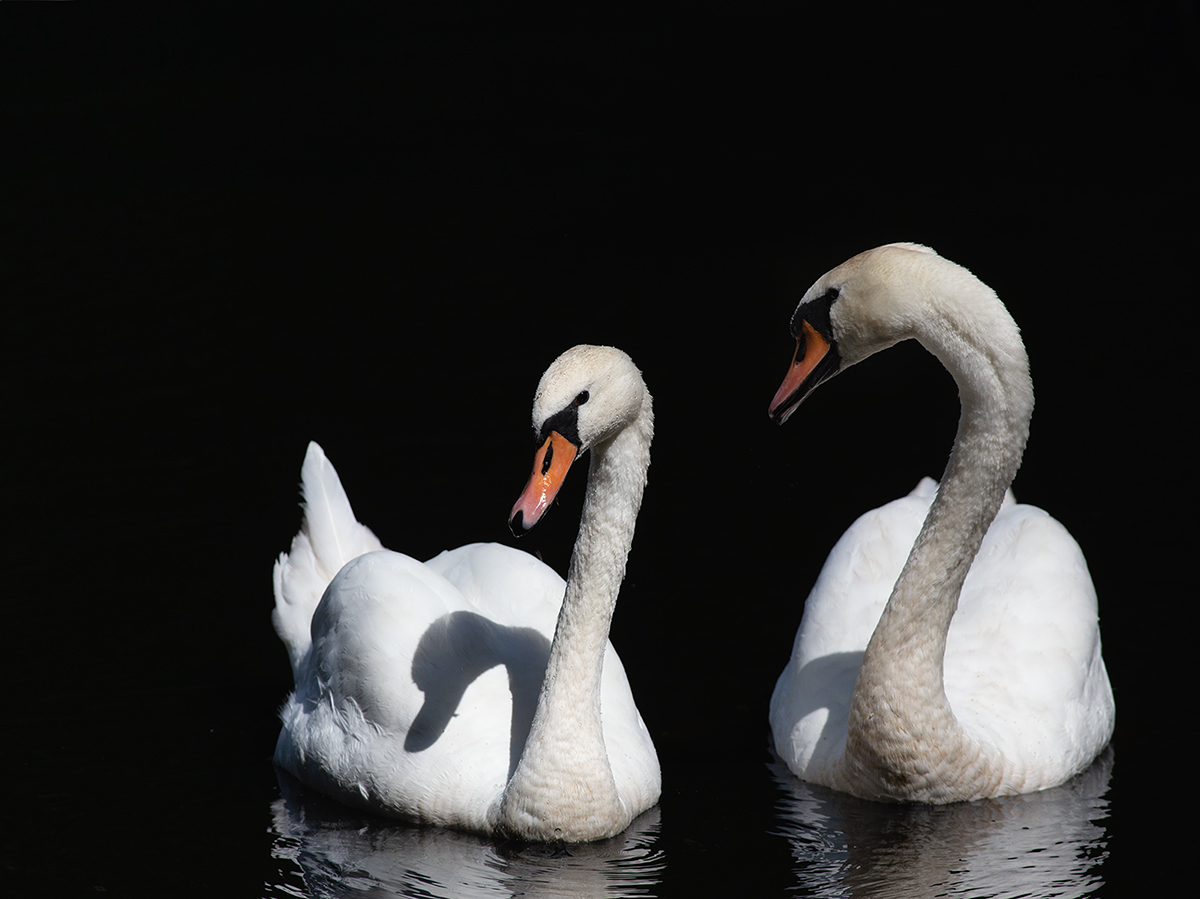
497,392,653,839
840,290,1033,801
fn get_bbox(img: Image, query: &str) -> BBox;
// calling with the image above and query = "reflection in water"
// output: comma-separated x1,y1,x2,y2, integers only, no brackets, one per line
267,769,666,898
772,746,1114,898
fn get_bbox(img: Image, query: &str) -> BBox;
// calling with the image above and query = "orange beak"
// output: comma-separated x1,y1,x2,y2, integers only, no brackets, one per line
509,430,579,532
768,319,835,424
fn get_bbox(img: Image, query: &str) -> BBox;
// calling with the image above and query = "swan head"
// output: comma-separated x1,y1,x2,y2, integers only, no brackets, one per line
769,243,987,425
509,345,647,534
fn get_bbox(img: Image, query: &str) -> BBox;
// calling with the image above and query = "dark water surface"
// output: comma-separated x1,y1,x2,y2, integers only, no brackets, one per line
262,752,1115,898
5,12,1191,897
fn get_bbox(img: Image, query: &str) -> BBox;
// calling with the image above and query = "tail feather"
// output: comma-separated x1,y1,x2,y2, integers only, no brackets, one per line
273,441,383,681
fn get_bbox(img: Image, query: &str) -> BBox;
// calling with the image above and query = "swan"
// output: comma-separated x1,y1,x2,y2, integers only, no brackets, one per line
272,345,660,841
767,243,1115,803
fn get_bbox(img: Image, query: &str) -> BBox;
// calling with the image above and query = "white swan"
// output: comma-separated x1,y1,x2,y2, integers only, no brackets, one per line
767,243,1115,803
272,345,660,841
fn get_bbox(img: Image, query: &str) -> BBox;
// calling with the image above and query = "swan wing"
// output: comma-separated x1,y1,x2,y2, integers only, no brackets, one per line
273,442,383,678
770,482,933,779
946,503,1115,786
426,541,564,629
278,547,552,830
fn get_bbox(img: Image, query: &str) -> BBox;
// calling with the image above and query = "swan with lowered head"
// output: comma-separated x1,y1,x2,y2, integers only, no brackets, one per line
272,345,660,841
767,243,1114,803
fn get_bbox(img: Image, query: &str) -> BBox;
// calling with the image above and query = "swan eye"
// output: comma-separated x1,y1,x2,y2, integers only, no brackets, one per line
574,391,589,406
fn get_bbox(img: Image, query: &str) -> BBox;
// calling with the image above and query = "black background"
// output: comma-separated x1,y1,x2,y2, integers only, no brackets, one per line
4,8,1194,896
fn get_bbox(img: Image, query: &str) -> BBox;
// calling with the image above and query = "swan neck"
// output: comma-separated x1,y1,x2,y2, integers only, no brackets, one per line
565,392,654,636
843,288,1033,800
902,303,1033,618
498,391,653,839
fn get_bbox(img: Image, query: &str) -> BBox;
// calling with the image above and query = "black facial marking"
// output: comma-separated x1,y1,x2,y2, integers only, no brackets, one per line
536,404,582,448
790,286,839,340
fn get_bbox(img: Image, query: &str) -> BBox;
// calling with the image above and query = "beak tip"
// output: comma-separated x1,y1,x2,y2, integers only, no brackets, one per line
508,509,526,537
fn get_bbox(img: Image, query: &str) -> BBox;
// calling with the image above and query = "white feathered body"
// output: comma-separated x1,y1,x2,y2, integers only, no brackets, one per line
272,442,658,834
770,477,1114,797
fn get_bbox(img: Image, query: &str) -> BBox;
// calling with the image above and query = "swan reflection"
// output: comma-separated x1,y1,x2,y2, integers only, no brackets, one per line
771,746,1113,898
268,769,666,898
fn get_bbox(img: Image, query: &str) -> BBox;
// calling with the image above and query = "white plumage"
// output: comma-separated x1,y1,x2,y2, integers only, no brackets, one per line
272,345,660,841
768,244,1114,802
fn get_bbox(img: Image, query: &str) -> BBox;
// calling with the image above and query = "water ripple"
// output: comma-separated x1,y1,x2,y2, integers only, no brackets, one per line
770,745,1114,898
266,769,666,898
